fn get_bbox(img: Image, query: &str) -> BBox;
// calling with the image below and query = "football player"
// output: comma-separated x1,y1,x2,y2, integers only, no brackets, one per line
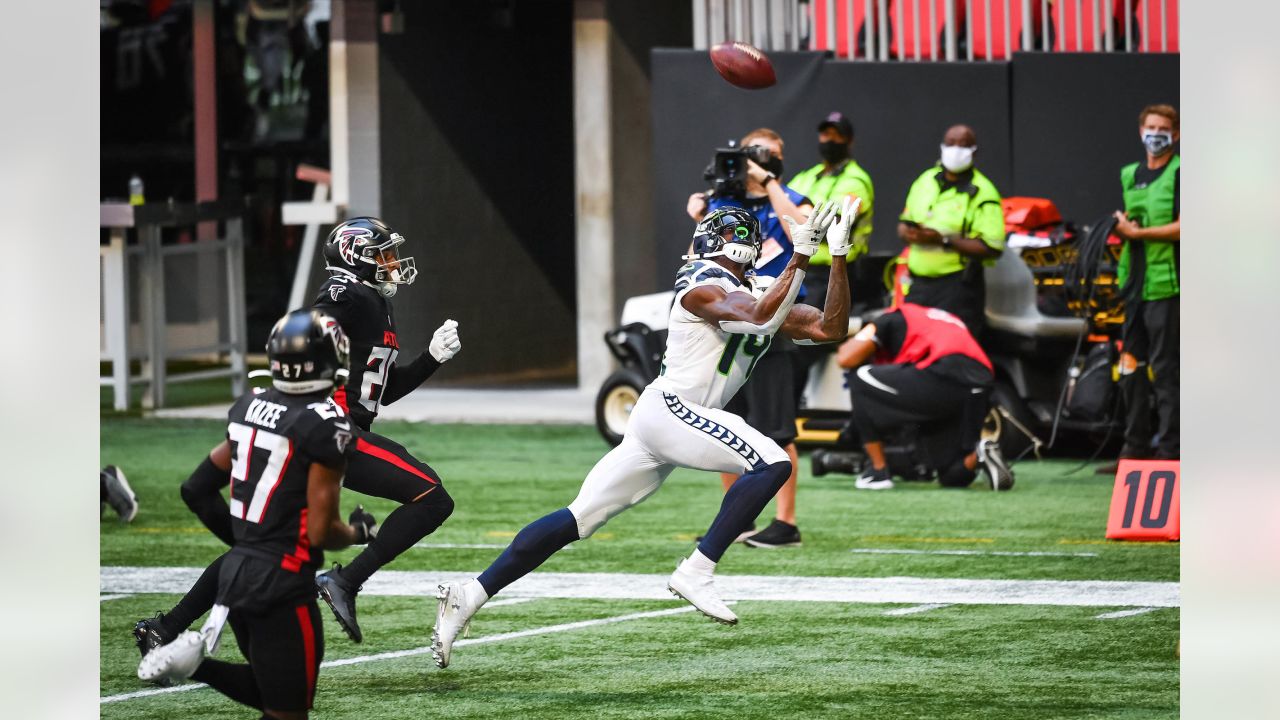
137,310,375,719
431,197,857,668
135,217,461,656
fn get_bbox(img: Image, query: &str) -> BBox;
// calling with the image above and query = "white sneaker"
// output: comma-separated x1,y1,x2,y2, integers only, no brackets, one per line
101,465,138,523
668,560,738,625
977,439,1015,491
854,467,895,490
432,580,487,668
138,630,205,684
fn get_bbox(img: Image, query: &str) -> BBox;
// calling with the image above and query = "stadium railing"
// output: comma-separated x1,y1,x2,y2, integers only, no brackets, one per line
100,200,249,411
693,0,1178,59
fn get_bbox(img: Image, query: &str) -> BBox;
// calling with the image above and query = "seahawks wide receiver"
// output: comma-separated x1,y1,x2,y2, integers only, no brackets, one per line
135,217,461,659
431,197,858,668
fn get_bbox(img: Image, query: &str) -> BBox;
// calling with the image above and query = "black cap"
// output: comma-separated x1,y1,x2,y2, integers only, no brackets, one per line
818,111,855,140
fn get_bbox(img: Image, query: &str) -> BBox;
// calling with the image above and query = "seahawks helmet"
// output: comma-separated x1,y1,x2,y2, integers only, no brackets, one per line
322,216,418,298
685,207,761,265
265,309,351,395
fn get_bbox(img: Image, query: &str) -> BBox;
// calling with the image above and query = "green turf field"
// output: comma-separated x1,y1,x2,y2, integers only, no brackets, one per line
100,418,1179,719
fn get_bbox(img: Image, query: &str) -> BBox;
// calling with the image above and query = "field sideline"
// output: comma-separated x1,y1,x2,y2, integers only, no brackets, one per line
101,418,1179,719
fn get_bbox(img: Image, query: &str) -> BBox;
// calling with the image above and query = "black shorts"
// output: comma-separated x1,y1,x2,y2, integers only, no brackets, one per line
848,363,990,469
725,344,798,446
226,599,325,712
345,430,446,504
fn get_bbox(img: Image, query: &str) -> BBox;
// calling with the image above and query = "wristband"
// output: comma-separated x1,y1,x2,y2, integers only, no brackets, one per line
762,173,777,186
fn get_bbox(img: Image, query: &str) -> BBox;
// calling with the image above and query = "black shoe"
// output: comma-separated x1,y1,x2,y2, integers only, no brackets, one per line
133,613,175,687
977,439,1014,491
317,565,363,643
744,520,802,548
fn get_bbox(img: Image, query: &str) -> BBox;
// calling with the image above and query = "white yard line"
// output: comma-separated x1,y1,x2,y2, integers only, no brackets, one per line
884,603,952,616
851,548,1098,558
101,604,699,704
1095,606,1163,620
101,567,1180,608
100,594,133,602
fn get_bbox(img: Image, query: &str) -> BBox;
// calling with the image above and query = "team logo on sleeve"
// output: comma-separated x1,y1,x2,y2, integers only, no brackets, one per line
329,284,346,301
333,422,352,453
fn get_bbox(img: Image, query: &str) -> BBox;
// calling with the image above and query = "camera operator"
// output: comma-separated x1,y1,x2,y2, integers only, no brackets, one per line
834,303,1012,491
685,128,813,548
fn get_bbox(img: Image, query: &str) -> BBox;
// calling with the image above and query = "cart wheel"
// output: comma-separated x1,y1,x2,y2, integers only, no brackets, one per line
595,369,647,446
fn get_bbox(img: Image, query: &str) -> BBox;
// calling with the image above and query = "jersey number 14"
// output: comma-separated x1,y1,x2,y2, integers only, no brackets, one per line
717,333,771,378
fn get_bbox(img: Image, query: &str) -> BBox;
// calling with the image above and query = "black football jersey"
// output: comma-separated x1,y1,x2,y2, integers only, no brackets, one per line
224,387,356,574
312,274,401,431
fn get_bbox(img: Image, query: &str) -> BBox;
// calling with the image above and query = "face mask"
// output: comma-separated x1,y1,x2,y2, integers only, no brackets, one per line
940,144,975,173
818,140,849,164
1142,131,1173,156
762,157,784,177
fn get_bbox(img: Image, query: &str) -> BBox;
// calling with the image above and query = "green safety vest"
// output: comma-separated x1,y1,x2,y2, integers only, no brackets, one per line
1117,155,1180,301
787,159,875,266
899,166,1005,277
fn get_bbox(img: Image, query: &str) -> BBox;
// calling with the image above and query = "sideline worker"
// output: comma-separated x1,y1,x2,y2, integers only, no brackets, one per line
835,303,1012,491
686,128,811,548
897,124,1005,334
787,111,875,306
1111,104,1180,461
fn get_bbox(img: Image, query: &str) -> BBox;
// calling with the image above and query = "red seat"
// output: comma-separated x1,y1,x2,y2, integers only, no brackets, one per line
889,0,950,60
969,0,1046,59
1137,0,1179,52
1051,0,1131,52
811,0,880,59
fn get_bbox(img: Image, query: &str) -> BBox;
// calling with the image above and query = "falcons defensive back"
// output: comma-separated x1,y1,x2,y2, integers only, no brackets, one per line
134,217,461,663
137,310,374,717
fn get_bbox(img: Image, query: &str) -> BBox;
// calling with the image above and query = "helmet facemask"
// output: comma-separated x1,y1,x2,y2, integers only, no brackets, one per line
364,232,417,298
685,214,761,267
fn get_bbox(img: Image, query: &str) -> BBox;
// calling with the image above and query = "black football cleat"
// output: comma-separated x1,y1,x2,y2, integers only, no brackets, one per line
133,613,175,687
317,565,363,643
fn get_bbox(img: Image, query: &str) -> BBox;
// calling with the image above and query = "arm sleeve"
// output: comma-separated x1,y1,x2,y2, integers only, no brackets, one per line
380,351,442,405
718,268,807,336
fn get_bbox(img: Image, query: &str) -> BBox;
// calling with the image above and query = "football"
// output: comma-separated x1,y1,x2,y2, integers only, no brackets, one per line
709,41,776,90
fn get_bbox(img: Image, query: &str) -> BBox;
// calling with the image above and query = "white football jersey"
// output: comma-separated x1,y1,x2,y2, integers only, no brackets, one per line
650,261,773,410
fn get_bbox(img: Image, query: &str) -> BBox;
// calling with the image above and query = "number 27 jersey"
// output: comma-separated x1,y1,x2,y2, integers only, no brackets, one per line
650,261,773,410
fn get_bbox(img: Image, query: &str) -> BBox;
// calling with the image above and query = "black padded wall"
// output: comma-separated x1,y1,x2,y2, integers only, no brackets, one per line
379,1,577,383
1010,52,1180,225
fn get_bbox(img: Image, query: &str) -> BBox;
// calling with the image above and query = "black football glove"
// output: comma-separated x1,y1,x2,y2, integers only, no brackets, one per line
349,505,379,545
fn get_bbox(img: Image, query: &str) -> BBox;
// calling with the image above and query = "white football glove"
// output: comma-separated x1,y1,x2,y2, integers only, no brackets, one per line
429,319,461,363
826,196,864,258
783,200,839,257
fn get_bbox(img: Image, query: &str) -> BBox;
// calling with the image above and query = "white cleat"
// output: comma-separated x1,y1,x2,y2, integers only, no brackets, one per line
667,560,738,625
101,465,139,523
431,580,487,669
137,631,205,684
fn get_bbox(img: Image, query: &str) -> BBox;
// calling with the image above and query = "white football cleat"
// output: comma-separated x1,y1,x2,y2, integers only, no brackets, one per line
137,630,205,684
668,560,738,625
101,465,138,523
431,580,487,668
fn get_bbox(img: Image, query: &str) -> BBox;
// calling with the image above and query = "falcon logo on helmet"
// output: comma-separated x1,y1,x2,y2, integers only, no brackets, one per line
323,216,419,298
684,207,762,266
